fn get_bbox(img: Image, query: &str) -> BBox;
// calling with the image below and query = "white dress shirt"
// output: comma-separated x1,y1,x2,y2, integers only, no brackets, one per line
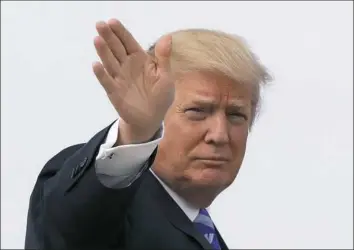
95,119,199,222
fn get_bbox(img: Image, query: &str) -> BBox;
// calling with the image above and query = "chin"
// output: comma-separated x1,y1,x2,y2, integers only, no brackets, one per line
188,170,233,192
174,170,235,208
182,177,231,208
190,160,239,185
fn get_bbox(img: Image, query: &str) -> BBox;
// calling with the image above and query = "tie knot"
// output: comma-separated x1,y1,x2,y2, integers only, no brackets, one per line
194,208,215,229
199,208,210,216
193,209,221,249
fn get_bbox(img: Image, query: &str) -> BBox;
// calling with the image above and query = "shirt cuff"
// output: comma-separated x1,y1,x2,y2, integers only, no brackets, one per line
95,119,163,187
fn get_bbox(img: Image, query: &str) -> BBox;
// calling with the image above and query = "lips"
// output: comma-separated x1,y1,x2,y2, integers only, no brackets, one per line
195,156,230,163
201,158,228,162
198,156,230,161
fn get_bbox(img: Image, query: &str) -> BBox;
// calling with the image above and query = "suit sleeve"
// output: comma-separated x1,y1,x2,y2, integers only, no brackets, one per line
24,121,158,249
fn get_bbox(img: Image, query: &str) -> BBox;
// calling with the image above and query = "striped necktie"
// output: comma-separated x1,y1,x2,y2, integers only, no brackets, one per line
193,208,221,250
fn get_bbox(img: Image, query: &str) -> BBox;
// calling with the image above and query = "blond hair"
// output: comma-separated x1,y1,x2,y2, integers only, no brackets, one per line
148,29,272,128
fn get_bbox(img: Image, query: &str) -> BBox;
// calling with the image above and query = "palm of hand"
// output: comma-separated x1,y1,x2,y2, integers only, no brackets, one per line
109,51,173,129
92,19,173,132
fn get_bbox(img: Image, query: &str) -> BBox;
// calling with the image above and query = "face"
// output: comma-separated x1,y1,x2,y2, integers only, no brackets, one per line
153,71,252,205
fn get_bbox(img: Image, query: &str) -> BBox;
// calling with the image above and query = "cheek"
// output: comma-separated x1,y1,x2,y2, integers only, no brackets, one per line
230,128,249,158
162,119,208,175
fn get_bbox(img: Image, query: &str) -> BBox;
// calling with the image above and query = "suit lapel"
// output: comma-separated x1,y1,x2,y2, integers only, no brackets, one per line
144,172,214,249
215,226,229,250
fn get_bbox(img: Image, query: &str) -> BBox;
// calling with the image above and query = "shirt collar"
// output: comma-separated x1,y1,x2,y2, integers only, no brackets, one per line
150,168,199,221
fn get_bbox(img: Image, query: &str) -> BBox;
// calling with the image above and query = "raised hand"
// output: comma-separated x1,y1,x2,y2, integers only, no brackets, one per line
92,19,173,144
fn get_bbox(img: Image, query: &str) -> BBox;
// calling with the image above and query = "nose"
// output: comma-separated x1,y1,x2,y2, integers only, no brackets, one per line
204,113,230,145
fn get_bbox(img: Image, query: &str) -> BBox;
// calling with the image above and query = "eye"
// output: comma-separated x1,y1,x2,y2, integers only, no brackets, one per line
228,113,248,122
185,108,207,120
186,108,203,113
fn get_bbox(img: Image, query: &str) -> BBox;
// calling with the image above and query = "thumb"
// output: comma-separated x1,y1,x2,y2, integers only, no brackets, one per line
155,35,172,74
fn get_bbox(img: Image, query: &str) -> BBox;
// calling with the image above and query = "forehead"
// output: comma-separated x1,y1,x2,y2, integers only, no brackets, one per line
176,71,252,105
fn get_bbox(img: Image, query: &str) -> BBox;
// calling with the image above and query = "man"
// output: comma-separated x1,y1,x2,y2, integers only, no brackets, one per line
25,19,271,249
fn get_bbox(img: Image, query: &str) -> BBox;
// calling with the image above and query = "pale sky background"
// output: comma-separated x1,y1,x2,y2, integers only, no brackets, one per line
1,1,353,249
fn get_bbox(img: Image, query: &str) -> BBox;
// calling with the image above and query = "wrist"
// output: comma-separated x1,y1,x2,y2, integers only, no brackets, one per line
116,119,160,146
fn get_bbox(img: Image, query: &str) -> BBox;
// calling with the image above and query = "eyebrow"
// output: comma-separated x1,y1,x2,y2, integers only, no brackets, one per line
190,99,248,110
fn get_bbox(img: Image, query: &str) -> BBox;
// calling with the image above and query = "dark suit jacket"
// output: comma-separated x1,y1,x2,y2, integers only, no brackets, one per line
25,123,229,249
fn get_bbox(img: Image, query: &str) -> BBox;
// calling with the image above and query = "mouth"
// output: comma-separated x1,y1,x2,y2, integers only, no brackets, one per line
196,157,230,165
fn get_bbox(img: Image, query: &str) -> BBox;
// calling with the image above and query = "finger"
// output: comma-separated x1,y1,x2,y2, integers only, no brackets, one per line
94,36,120,77
108,19,143,55
155,35,172,74
92,61,116,94
96,21,127,64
